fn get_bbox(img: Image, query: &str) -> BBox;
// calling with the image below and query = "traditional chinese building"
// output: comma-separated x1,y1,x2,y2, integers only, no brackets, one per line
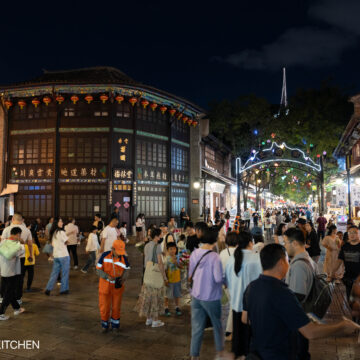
0,67,205,229
200,134,236,218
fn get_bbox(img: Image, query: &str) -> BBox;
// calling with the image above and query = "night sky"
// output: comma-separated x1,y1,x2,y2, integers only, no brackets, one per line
1,0,360,108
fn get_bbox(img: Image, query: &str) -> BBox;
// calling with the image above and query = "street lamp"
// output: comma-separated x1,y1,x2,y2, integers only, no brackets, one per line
193,181,201,189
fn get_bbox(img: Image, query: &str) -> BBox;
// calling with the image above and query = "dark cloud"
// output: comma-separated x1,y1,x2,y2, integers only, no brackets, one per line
309,0,360,35
219,0,360,70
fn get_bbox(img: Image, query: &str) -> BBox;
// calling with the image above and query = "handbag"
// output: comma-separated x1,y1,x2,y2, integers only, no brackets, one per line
188,250,212,289
0,239,21,260
143,244,164,289
42,243,53,254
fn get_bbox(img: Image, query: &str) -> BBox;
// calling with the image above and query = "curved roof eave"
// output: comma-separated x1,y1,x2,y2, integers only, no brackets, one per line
0,81,206,117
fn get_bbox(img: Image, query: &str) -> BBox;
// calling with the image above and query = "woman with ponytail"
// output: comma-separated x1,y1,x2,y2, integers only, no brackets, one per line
224,231,262,359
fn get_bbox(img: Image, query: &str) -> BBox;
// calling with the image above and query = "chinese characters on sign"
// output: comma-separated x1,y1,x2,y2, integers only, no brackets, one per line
59,166,106,178
137,167,167,181
11,167,53,179
109,181,113,205
113,169,133,180
133,181,137,205
118,137,129,162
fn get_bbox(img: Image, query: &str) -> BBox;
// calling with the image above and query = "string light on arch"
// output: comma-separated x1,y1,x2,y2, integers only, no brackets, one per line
238,141,322,174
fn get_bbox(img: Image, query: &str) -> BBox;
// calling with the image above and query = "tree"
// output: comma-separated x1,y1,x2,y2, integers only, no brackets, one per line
209,82,353,203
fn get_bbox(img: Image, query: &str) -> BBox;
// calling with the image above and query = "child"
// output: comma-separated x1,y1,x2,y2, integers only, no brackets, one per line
23,238,40,292
81,226,99,273
0,227,25,320
177,234,186,250
164,242,182,316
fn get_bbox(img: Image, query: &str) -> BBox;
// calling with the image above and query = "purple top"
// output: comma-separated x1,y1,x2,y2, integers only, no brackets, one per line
189,248,223,301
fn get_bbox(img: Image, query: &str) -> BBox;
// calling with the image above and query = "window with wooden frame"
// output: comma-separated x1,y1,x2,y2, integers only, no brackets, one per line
60,136,108,164
11,137,54,165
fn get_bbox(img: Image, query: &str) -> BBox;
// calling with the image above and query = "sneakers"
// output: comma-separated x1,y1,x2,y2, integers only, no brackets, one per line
145,318,153,326
44,290,50,296
0,314,9,321
74,266,78,270
176,309,182,316
151,320,165,328
14,308,25,316
17,299,22,305
80,269,87,274
0,298,3,304
60,290,69,295
57,282,61,286
165,308,171,317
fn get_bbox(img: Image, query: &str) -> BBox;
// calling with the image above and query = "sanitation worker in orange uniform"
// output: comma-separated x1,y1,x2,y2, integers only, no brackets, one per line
96,239,130,332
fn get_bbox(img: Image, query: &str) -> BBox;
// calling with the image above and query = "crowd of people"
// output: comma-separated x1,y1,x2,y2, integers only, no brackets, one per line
1,206,360,359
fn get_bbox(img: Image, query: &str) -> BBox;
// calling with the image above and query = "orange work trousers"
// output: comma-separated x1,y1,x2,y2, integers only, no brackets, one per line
99,285,125,327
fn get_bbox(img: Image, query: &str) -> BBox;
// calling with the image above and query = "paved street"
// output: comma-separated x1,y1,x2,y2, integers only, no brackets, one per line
0,240,359,360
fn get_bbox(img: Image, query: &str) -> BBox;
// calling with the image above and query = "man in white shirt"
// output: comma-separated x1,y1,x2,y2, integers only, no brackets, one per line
100,218,119,253
1,213,32,305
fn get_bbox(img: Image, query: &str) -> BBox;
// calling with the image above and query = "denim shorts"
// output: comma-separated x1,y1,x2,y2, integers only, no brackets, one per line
166,281,181,299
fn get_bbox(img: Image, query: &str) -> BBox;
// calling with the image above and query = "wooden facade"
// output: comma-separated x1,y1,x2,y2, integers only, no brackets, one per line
1,67,204,230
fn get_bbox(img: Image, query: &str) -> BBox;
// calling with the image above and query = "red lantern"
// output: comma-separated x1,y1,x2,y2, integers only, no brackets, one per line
150,103,158,111
100,94,109,104
160,106,167,114
141,100,149,109
4,100,12,109
56,95,65,104
115,95,124,104
18,100,26,109
43,96,51,106
32,98,40,108
187,118,193,126
182,116,188,124
271,133,276,139
169,109,176,117
192,121,198,127
85,95,93,104
176,112,183,120
71,95,79,104
129,97,137,106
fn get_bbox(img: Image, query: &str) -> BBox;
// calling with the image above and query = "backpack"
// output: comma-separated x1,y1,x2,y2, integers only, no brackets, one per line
292,258,334,319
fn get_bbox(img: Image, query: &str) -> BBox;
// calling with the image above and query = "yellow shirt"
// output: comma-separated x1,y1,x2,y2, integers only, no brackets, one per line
165,256,181,283
25,244,40,266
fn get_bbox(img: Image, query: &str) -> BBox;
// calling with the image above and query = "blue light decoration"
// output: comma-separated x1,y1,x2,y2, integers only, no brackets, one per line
302,138,307,145
237,141,322,175
254,129,258,135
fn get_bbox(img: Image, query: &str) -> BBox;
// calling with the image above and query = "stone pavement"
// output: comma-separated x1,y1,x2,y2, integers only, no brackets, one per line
0,241,359,360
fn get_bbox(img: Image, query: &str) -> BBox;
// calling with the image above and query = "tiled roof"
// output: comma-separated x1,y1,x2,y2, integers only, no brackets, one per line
8,66,138,86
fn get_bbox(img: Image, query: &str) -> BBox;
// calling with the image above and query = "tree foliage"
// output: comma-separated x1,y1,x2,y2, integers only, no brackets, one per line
209,82,353,203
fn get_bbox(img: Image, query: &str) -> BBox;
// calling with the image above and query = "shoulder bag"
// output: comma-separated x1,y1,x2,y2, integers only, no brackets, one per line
143,244,164,289
188,250,212,289
0,239,21,260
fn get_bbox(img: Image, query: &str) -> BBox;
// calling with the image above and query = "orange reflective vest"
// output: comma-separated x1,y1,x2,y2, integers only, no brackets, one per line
96,251,130,294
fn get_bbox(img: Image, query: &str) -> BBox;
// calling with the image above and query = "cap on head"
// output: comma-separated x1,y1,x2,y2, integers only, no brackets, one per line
112,240,126,256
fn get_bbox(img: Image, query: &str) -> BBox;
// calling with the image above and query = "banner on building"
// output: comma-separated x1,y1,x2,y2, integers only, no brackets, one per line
335,185,347,207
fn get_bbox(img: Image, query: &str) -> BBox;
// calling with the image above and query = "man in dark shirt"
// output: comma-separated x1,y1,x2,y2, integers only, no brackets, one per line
335,225,360,299
242,244,359,360
185,222,200,253
316,213,327,240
